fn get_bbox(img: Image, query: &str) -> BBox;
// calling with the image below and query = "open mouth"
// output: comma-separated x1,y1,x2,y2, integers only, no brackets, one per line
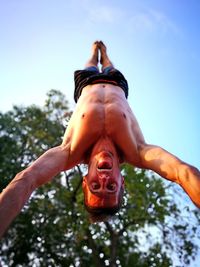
97,160,113,172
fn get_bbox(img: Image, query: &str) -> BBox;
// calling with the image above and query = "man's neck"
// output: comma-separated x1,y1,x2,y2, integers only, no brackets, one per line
92,136,115,153
84,136,124,164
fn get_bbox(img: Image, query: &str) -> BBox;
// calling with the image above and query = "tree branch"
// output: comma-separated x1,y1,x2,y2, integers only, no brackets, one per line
87,230,106,267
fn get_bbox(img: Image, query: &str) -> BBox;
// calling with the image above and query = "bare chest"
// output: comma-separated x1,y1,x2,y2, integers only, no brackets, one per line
78,101,131,136
66,85,140,165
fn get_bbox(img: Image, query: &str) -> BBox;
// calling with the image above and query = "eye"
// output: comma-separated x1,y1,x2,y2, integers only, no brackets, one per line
107,183,117,191
91,182,100,190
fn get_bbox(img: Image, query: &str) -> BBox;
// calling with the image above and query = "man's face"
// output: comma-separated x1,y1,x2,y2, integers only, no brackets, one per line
82,151,124,209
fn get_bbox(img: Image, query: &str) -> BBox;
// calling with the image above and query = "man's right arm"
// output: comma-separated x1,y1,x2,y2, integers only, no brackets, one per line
0,144,70,238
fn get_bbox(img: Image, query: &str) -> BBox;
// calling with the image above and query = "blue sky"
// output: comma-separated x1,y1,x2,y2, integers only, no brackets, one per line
1,0,199,169
0,0,200,265
0,1,200,167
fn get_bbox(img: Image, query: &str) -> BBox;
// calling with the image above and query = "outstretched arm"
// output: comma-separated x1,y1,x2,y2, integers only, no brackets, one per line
0,144,69,238
138,144,200,208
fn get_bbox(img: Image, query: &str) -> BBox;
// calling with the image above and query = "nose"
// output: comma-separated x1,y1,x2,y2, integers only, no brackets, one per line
98,173,111,191
99,172,110,180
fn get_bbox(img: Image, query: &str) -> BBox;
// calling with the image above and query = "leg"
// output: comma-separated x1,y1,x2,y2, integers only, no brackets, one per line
85,41,99,69
99,41,114,70
138,143,200,208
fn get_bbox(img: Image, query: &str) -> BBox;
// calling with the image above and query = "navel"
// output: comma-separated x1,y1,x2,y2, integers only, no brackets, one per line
123,113,126,119
81,113,85,119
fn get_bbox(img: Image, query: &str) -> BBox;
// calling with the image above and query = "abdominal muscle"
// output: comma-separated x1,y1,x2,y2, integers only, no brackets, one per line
67,84,142,165
78,84,130,133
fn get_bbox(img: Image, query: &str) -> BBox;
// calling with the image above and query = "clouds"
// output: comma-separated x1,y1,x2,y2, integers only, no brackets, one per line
77,0,123,24
129,8,182,36
71,0,182,38
86,5,123,24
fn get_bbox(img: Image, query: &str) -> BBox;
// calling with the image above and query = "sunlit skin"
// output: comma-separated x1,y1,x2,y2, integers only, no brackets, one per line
82,138,124,208
0,41,200,237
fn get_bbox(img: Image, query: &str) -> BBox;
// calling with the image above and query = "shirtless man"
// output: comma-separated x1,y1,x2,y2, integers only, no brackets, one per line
0,41,200,236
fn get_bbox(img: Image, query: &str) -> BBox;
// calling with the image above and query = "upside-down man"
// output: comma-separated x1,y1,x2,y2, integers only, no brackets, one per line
0,41,200,237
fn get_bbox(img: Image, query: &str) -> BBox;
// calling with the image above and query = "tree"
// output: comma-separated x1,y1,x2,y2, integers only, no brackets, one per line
0,89,199,267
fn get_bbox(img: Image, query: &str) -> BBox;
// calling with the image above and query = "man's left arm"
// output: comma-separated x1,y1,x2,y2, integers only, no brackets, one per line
0,144,69,238
138,144,200,208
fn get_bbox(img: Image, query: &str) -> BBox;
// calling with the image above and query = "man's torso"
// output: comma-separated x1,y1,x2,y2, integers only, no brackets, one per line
65,84,145,167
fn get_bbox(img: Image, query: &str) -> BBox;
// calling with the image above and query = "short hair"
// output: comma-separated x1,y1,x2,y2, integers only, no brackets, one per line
84,186,124,223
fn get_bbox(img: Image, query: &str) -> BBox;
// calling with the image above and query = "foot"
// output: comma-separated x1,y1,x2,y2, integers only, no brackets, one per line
90,41,99,65
99,41,113,67
85,41,100,68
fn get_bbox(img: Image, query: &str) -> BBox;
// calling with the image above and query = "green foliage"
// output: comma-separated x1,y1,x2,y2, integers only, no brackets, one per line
0,90,199,267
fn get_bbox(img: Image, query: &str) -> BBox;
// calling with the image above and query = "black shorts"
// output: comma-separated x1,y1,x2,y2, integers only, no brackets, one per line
74,66,129,103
